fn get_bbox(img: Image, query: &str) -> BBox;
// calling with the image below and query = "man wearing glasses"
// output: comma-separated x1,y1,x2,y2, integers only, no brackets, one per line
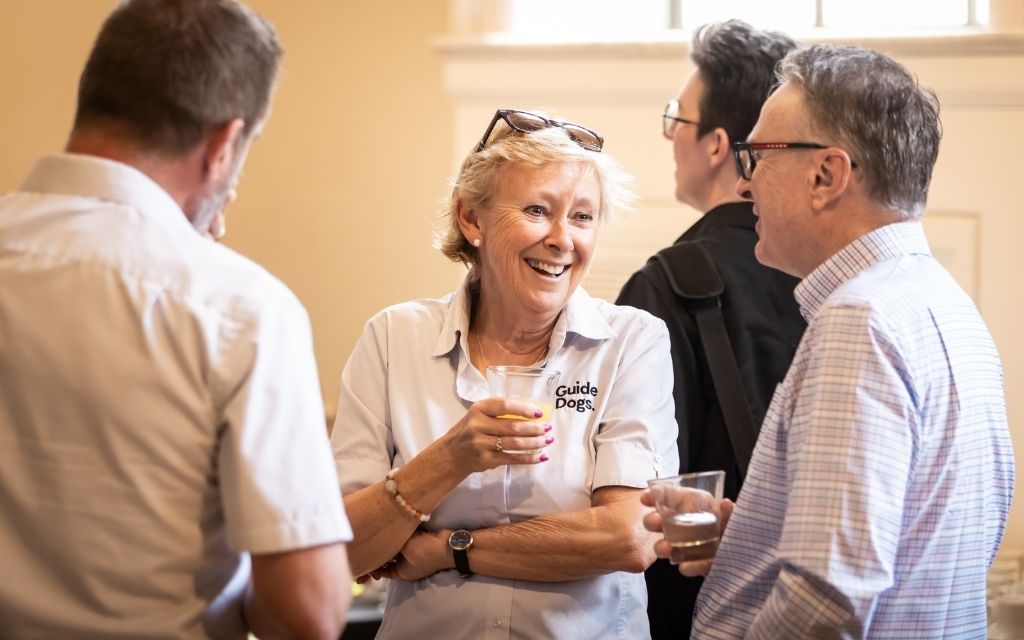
677,45,1014,638
616,20,803,639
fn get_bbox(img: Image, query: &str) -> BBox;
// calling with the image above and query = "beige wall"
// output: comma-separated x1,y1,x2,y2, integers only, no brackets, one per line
235,0,457,412
0,0,457,412
2,0,1020,553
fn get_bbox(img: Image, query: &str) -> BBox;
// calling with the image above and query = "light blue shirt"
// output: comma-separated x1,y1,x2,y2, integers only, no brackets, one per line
693,221,1014,639
332,277,679,640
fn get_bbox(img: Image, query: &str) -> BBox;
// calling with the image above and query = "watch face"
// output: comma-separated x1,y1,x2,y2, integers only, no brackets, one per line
449,529,473,551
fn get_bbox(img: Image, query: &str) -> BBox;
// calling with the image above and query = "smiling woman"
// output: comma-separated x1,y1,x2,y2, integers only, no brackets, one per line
463,159,599,334
329,107,678,639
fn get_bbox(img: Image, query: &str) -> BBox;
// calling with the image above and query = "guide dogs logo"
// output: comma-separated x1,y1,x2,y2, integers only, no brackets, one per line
555,380,598,413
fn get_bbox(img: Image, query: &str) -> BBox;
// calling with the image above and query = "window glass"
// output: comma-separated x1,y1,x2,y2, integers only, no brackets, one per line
504,0,987,35
822,0,971,28
976,1,989,24
504,0,669,36
679,0,815,31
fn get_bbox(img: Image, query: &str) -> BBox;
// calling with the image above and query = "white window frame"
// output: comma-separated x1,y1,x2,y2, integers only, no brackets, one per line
447,0,1024,39
667,0,986,30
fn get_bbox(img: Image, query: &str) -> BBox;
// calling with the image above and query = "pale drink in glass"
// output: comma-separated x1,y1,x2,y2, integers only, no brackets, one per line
486,365,560,455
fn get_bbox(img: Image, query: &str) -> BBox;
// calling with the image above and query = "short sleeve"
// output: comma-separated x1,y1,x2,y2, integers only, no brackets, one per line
592,314,679,489
330,313,394,495
215,293,352,554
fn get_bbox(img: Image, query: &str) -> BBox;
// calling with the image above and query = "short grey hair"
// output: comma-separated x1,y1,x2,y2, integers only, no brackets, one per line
435,112,635,280
76,0,281,155
778,45,941,218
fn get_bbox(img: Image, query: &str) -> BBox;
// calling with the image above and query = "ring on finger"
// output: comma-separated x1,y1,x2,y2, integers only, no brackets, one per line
495,436,503,453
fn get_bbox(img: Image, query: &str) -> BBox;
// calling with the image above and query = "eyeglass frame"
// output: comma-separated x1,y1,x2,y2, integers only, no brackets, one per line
731,141,859,181
475,109,604,153
662,99,701,138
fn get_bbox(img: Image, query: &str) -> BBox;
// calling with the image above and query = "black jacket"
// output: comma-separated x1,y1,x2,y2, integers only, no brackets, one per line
615,201,806,639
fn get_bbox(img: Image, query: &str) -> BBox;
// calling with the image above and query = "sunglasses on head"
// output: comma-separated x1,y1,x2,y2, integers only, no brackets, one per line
476,109,604,153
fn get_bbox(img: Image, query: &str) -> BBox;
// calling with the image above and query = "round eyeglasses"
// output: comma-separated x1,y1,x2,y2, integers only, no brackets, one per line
662,99,700,138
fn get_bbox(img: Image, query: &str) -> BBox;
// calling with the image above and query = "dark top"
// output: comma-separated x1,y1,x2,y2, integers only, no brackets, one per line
615,201,806,639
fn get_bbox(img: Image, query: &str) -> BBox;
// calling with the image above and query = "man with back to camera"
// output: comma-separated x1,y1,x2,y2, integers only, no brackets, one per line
615,20,805,638
656,44,1014,638
0,1,353,638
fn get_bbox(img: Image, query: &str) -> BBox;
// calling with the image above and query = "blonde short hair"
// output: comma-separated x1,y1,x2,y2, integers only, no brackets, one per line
435,112,635,280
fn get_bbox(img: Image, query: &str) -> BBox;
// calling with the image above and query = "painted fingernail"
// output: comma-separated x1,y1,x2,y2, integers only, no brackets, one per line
539,454,549,462
544,424,552,432
534,410,543,418
545,436,554,444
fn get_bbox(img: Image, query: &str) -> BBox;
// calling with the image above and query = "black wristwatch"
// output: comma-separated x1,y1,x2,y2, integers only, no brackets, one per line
448,529,474,578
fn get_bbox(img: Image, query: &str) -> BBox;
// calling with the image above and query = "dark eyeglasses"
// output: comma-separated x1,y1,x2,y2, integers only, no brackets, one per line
662,99,700,138
476,109,604,153
731,141,859,180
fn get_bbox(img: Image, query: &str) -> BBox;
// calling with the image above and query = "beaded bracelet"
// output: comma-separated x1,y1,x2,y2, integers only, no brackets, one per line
384,469,431,523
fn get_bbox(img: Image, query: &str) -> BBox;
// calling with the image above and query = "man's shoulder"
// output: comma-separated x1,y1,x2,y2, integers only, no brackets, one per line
180,241,309,327
821,256,967,327
1,189,307,326
203,240,282,286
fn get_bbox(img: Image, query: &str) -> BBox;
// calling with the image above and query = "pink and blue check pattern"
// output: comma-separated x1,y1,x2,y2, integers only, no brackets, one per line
693,221,1015,639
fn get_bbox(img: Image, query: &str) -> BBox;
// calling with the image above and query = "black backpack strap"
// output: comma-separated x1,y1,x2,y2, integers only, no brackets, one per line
654,241,758,481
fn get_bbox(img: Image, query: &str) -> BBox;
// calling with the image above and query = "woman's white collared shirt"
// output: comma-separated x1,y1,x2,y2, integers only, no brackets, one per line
331,277,679,640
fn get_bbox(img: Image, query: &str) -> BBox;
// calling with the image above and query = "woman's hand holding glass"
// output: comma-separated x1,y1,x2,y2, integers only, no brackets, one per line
443,397,554,473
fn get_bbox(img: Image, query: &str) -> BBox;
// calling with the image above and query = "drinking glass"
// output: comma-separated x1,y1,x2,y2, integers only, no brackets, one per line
647,470,725,564
486,365,560,454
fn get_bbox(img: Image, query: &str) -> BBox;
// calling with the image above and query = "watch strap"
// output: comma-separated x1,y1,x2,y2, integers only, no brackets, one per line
453,547,471,578
449,529,473,578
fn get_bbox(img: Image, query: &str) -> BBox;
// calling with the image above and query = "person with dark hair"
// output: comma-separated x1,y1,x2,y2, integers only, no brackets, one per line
646,44,1014,638
615,20,804,638
0,1,352,638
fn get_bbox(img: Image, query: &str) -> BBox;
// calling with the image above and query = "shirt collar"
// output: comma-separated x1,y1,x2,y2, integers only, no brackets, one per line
794,220,932,322
431,274,617,360
19,153,190,231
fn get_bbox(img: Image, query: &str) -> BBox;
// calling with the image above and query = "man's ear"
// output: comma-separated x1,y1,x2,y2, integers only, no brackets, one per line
809,149,854,211
202,118,245,182
707,127,733,170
